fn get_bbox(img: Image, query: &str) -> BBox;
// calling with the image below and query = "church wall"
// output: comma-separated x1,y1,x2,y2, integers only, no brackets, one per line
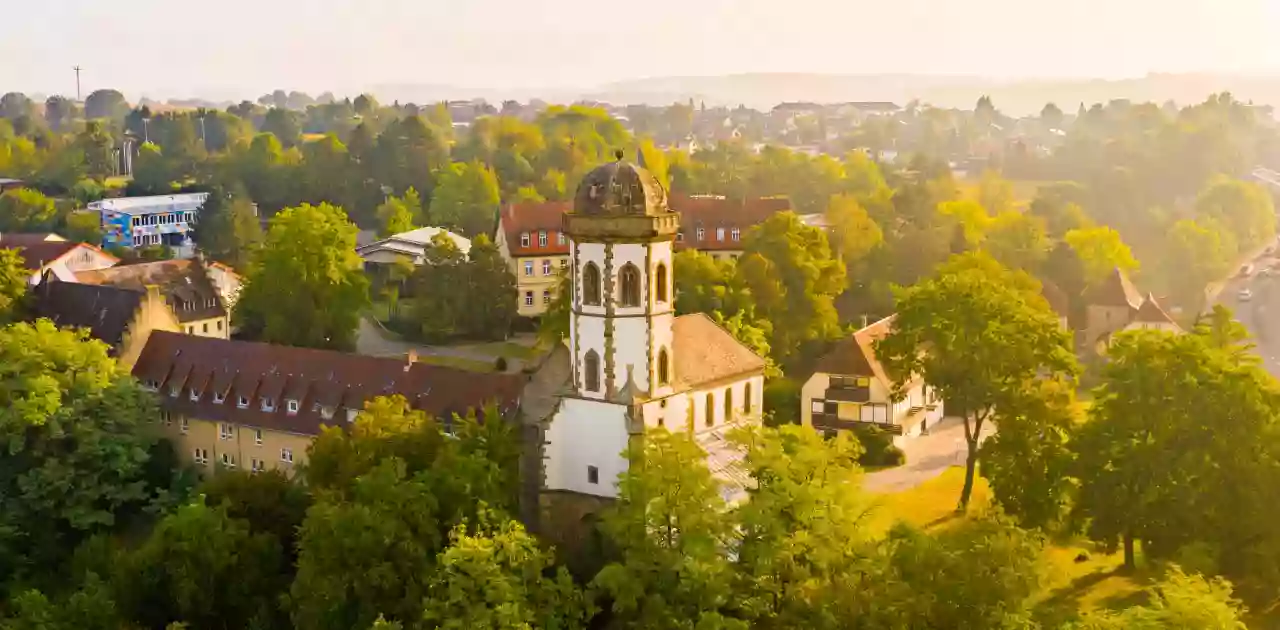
610,242,649,318
640,373,765,432
613,317,651,392
648,311,676,398
575,242,607,318
544,397,631,498
573,314,607,400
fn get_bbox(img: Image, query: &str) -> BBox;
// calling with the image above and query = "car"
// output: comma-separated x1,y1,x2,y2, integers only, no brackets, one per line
1239,288,1254,302
1240,263,1255,277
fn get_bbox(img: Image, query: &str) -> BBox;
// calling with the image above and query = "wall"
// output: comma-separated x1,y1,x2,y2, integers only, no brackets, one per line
639,373,764,433
160,414,313,477
544,397,631,498
117,288,183,371
179,315,230,339
1085,305,1132,346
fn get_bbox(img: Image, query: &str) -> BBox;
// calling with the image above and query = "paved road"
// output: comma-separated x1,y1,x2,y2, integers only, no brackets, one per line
354,316,535,372
863,416,988,493
1215,259,1280,377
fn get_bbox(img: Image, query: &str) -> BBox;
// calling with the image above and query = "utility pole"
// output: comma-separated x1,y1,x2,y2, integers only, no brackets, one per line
73,66,82,101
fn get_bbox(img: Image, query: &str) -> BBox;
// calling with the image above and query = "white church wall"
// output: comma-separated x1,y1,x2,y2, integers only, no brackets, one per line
545,397,632,498
613,317,651,392
575,241,607,317
641,392,691,431
648,312,676,398
574,315,607,400
648,240,674,311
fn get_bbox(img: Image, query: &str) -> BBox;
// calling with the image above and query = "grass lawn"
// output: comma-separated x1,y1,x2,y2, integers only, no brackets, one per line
871,467,1144,619
413,353,496,373
468,340,540,361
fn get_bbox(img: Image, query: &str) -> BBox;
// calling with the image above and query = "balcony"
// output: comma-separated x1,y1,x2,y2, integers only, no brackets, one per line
812,412,904,435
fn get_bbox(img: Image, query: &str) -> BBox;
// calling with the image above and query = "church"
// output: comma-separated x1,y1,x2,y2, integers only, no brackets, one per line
520,152,767,540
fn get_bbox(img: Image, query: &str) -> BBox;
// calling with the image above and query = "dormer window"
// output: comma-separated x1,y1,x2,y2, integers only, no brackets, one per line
169,386,180,398
538,230,547,247
261,397,276,412
287,399,299,415
520,232,530,247
237,396,249,409
188,388,200,401
696,227,705,241
557,232,566,245
320,406,334,420
676,231,684,242
213,391,225,404
731,227,741,241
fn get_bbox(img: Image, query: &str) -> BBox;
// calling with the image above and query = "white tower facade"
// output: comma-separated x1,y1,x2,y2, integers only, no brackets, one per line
544,154,680,498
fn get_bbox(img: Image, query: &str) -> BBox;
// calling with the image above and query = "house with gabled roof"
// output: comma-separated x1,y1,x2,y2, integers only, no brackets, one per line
1084,268,1181,350
0,232,118,285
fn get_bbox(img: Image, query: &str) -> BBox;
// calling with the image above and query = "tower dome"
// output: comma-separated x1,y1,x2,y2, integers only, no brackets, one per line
573,150,672,216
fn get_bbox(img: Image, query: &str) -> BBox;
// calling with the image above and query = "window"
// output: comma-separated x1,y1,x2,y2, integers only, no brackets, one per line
725,387,734,420
584,350,601,393
169,385,180,398
222,453,237,469
524,291,534,306
676,231,684,242
657,348,670,385
696,227,705,241
287,399,299,414
557,232,566,245
705,393,715,427
520,232,530,247
280,448,294,464
180,418,189,434
237,396,249,409
744,382,753,414
716,227,725,241
811,400,825,413
582,262,602,305
193,448,208,465
254,429,263,445
202,323,208,334
217,320,224,331
161,412,172,427
538,230,547,247
619,263,641,307
587,465,599,485
320,406,335,420
251,458,264,473
261,397,275,412
220,423,234,440
655,263,669,303
189,388,200,401
186,326,194,334
542,259,551,275
731,227,741,241
213,390,225,404
543,289,551,304
523,261,534,276
560,258,568,269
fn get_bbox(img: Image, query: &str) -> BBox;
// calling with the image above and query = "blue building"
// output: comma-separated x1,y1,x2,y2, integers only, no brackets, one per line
92,193,207,258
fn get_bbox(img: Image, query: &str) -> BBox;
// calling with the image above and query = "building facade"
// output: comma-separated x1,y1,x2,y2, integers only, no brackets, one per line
72,259,238,339
93,193,208,258
33,279,182,370
496,196,789,316
131,332,525,477
527,155,766,543
800,315,944,446
0,233,119,284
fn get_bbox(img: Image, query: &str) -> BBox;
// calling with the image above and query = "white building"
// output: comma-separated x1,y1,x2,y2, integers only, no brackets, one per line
355,226,472,266
523,155,766,539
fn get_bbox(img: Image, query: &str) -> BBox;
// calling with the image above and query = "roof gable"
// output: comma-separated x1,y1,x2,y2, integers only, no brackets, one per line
74,260,226,323
814,315,894,386
34,281,143,348
1087,268,1144,310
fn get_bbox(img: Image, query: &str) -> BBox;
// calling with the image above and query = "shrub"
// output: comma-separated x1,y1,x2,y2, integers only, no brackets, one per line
852,425,906,468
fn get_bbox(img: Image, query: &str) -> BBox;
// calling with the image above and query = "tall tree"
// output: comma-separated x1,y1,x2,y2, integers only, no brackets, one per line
0,248,28,322
876,252,1078,509
0,92,35,120
983,211,1051,272
825,194,884,275
463,234,518,340
260,108,302,147
0,187,58,232
43,96,79,131
83,89,129,122
375,193,415,238
130,142,173,194
191,185,262,270
235,202,369,350
1064,226,1139,287
429,161,502,237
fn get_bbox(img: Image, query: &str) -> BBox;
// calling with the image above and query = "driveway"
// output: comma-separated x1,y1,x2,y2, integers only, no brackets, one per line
355,316,534,371
863,416,991,493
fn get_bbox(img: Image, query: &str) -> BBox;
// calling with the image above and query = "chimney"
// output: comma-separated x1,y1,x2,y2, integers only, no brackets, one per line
404,349,417,372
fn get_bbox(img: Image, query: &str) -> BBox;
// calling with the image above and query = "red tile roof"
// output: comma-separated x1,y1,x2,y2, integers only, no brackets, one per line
497,196,791,257
0,234,117,272
814,315,895,387
1087,268,1143,310
671,313,767,389
131,332,526,436
1132,293,1178,327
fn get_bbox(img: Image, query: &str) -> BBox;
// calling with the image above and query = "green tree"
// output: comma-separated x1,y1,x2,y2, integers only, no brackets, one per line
83,89,128,122
1064,226,1139,287
740,211,846,364
429,161,502,237
1067,567,1248,630
0,187,58,232
0,248,28,321
261,108,302,147
74,121,116,180
407,232,469,340
191,185,263,271
235,202,369,350
298,132,351,209
876,252,1077,510
983,211,1051,272
0,92,36,120
375,194,415,238
825,194,884,274
593,429,745,629
1164,218,1233,309
131,142,173,194
976,170,1016,215
1195,176,1275,253
463,234,517,340
43,95,79,132
537,270,571,345
200,469,311,562
420,513,592,630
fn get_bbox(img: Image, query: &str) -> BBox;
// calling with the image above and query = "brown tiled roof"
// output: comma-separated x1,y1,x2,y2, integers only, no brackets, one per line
498,196,791,257
1087,268,1144,310
33,280,143,349
0,232,65,246
131,332,526,436
814,315,895,387
1041,280,1070,316
75,260,225,323
1132,292,1178,327
672,313,767,389
3,240,80,271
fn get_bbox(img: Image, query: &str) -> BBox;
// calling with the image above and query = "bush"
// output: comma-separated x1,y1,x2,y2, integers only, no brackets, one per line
853,425,906,468
494,356,508,372
763,378,801,426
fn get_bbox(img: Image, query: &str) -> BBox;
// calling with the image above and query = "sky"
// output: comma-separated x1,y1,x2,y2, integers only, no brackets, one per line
5,0,1280,100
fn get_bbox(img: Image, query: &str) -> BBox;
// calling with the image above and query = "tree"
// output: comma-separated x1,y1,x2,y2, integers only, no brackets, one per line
0,248,28,322
876,253,1078,510
260,108,302,147
1164,218,1233,309
1067,567,1249,630
825,194,883,273
43,95,79,132
191,185,263,270
375,194,415,238
976,169,1016,215
740,212,846,364
407,232,469,340
1041,102,1065,129
84,89,129,121
122,501,287,630
420,513,592,630
983,211,1051,272
0,92,35,120
463,234,517,340
592,429,746,629
672,249,750,317
298,133,352,209
733,425,874,626
73,121,116,180
131,142,173,194
64,210,104,246
429,161,502,237
0,187,58,232
1195,176,1275,253
1064,226,1138,287
235,202,369,350
200,469,311,562
538,270,571,346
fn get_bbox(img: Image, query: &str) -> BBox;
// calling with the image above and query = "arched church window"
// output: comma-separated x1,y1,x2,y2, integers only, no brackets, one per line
705,392,715,427
657,348,670,386
583,263,601,306
744,381,753,414
655,262,669,303
619,263,641,307
584,350,601,393
725,387,734,421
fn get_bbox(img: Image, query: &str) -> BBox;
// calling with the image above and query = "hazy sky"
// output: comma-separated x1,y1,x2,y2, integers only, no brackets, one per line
6,0,1280,99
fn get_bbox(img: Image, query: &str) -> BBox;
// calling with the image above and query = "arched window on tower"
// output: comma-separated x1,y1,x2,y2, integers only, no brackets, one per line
619,263,641,307
657,348,670,386
705,392,715,427
583,262,601,306
584,350,601,393
655,262,669,303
